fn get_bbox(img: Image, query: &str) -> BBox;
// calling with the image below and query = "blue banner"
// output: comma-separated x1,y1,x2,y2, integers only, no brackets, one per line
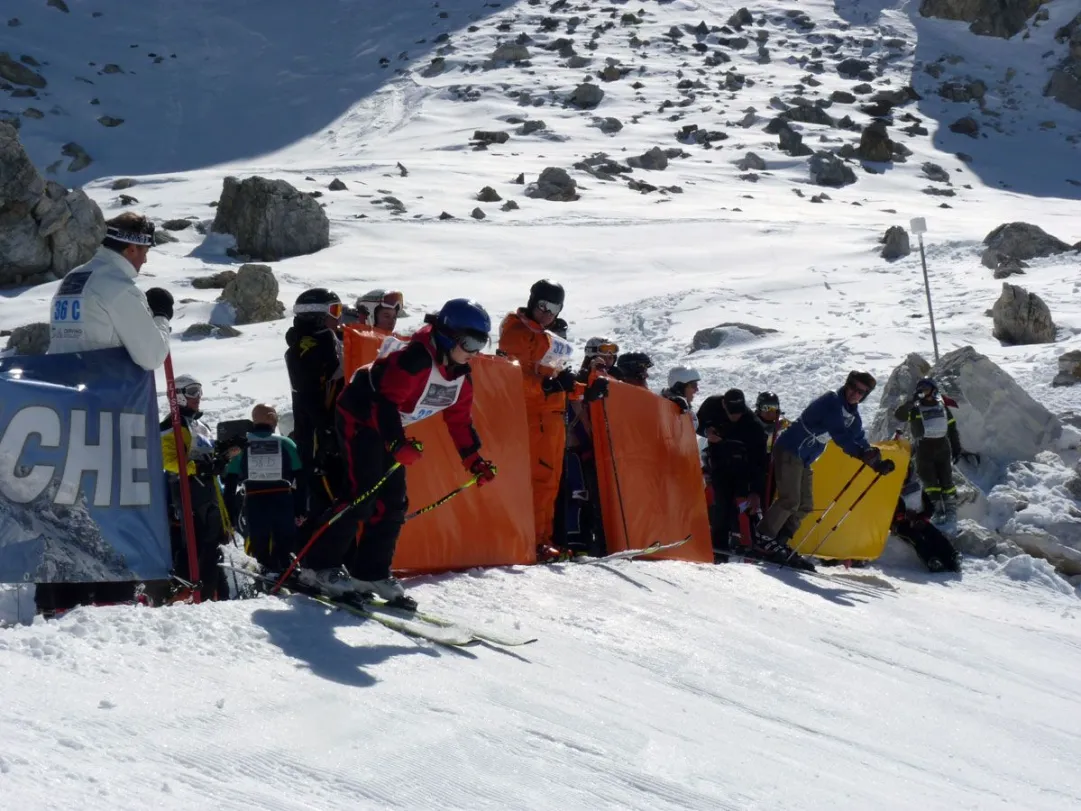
0,348,170,583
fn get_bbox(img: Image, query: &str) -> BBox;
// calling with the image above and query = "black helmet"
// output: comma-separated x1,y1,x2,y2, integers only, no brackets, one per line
755,391,780,412
844,370,877,398
616,351,652,380
915,377,937,396
293,288,341,321
721,389,747,411
528,279,565,315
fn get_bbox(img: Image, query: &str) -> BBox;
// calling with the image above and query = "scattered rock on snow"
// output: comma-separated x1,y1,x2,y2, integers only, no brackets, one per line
591,116,623,134
219,264,285,325
3,322,50,355
568,83,605,109
691,322,778,352
517,120,547,135
211,176,330,261
857,120,894,162
881,226,911,260
470,207,486,220
983,222,1073,260
110,178,137,191
626,147,668,171
922,162,951,183
525,167,579,202
477,186,501,202
491,43,530,62
191,270,237,290
472,130,510,145
1053,349,1081,387
991,283,1057,345
0,53,47,88
949,116,979,137
809,150,856,187
736,152,766,171
328,178,347,191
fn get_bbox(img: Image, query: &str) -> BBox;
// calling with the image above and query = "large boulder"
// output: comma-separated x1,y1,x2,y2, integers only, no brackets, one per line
211,176,330,261
3,322,50,356
691,322,778,352
991,283,1057,345
868,353,931,441
880,225,911,260
809,151,856,187
0,123,104,287
857,121,894,162
929,346,1061,464
525,167,579,202
568,83,605,109
219,264,285,325
918,0,1047,39
982,222,1072,260
1052,349,1081,387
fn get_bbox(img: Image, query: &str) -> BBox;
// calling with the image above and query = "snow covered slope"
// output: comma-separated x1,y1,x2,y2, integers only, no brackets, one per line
4,559,1081,810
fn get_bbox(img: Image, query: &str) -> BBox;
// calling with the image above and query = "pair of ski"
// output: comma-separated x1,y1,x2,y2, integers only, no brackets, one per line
221,564,536,649
720,552,899,593
554,535,692,565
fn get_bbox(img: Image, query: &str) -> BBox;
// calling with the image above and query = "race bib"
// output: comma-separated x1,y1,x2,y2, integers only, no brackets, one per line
377,334,409,359
247,439,284,482
539,332,574,371
400,363,465,425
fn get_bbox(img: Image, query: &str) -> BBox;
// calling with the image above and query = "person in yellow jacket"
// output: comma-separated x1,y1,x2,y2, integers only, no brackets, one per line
160,374,237,599
499,280,608,560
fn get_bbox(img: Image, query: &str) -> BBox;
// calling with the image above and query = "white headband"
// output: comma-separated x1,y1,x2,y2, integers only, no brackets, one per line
106,226,154,246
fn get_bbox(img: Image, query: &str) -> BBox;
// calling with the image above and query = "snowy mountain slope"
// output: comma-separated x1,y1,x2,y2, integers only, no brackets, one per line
3,559,1081,810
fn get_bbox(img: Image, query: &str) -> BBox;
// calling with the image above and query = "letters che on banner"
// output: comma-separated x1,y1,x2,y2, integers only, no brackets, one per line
0,348,170,584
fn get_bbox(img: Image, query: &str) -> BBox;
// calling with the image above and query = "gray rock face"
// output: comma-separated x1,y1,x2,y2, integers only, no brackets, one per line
1052,350,1081,387
3,322,50,355
809,150,856,187
219,264,285,325
919,0,1046,39
983,222,1072,260
0,123,104,288
568,83,605,109
1046,61,1081,112
868,353,932,441
931,345,1061,463
991,283,1056,345
881,225,911,260
191,269,237,290
691,322,778,352
525,167,579,202
211,176,330,261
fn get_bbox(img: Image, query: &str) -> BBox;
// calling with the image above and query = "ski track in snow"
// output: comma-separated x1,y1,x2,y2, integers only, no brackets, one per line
3,0,1081,807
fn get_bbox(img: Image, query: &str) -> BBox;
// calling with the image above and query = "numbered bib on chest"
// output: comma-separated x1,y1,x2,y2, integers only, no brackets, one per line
539,331,574,371
401,362,465,426
247,439,284,482
377,334,409,359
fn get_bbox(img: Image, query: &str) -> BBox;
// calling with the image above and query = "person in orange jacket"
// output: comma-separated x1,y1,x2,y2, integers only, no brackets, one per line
499,279,607,560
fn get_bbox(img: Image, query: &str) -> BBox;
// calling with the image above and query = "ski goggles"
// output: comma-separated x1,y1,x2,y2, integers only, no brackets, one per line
106,222,155,246
456,331,490,354
178,383,203,399
536,299,562,317
360,290,404,315
590,342,619,356
294,301,343,318
757,404,780,414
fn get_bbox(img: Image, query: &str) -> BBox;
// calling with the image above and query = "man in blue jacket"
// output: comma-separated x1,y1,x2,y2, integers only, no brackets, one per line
755,371,894,562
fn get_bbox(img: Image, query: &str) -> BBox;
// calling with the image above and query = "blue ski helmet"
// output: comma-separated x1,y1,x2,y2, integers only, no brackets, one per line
434,298,491,352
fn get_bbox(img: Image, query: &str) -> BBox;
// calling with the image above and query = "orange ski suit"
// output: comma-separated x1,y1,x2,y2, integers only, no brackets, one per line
499,309,576,548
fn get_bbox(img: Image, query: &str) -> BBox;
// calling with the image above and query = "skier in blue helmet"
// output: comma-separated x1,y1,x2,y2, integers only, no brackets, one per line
297,298,497,610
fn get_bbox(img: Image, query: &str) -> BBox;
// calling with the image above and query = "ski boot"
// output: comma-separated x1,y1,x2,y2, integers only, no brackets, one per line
349,575,418,612
297,566,359,598
536,543,565,563
752,534,816,572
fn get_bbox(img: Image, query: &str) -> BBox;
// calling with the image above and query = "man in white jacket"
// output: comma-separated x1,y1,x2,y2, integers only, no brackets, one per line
37,212,174,614
48,211,173,369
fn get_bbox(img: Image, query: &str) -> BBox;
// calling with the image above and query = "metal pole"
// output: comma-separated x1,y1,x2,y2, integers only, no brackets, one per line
917,234,940,363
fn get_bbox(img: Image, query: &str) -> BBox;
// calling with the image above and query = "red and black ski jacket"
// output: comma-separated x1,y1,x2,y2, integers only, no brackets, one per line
337,325,481,460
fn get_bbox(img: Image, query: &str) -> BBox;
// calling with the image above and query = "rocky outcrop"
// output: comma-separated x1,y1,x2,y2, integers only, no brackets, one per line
691,322,778,352
918,0,1047,39
857,121,894,162
568,83,605,109
880,226,911,260
1052,349,1081,387
992,283,1056,345
809,151,856,187
218,264,285,325
1046,14,1081,111
211,176,330,261
0,123,104,288
868,353,932,441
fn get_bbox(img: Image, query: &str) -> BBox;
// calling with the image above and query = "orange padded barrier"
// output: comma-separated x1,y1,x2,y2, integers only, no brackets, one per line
342,327,535,572
589,379,713,563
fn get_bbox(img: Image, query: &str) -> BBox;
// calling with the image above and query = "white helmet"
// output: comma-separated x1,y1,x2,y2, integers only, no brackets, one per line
356,289,405,321
667,366,701,388
173,374,203,408
585,336,618,358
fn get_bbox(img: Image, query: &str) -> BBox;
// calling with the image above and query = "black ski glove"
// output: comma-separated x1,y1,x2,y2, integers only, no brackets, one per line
860,447,882,468
959,450,982,465
542,369,577,395
146,287,174,320
872,458,896,476
583,378,609,403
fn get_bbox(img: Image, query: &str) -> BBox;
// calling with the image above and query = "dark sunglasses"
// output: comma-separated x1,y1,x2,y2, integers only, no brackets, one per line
180,384,203,398
536,300,562,317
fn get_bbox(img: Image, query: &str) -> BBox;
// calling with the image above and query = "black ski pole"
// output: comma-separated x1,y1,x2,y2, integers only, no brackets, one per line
805,471,885,559
600,398,632,552
786,464,866,560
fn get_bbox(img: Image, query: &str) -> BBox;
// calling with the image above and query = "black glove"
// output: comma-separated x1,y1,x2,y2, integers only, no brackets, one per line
146,287,174,320
860,447,882,468
959,450,982,466
872,458,896,476
542,369,577,395
193,455,223,478
583,378,609,403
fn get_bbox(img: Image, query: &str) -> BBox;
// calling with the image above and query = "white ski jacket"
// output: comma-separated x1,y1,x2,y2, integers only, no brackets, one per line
47,247,170,370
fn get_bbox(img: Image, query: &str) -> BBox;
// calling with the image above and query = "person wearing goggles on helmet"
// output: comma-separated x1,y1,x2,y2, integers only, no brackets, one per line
752,391,790,453
893,377,963,523
355,289,405,333
298,299,497,611
286,288,347,522
499,279,608,562
578,336,619,383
